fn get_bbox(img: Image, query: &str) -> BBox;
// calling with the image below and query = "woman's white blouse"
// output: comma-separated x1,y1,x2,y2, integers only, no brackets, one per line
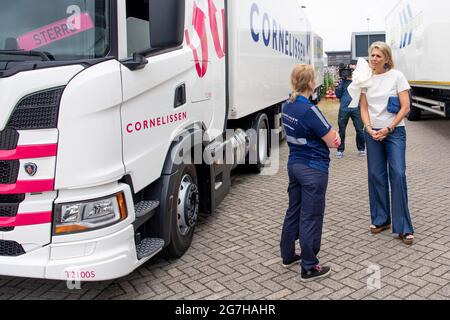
363,69,411,129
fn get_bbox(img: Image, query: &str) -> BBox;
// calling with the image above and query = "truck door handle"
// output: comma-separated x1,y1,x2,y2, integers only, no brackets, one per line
174,84,186,108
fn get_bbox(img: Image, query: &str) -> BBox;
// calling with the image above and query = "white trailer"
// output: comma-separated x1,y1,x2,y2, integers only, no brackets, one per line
386,0,450,120
311,33,324,103
0,0,313,281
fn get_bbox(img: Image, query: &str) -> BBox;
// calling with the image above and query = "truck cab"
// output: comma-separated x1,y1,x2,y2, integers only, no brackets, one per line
0,0,226,281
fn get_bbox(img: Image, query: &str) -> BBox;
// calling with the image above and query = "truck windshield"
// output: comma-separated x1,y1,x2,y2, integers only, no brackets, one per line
0,0,110,61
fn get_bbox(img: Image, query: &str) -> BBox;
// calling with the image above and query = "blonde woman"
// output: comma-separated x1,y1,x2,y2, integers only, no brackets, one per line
360,42,415,245
280,64,340,281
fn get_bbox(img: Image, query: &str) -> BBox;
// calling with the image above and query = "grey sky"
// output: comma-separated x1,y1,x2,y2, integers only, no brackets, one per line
300,0,397,53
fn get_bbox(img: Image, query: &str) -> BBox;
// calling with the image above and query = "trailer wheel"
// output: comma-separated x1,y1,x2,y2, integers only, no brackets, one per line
246,113,269,173
311,88,320,104
165,163,199,258
407,106,422,121
279,105,287,141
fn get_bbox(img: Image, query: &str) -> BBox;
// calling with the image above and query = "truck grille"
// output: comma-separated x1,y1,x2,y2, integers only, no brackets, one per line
0,204,18,217
0,240,25,256
0,160,20,184
0,128,19,150
0,194,25,203
0,196,25,233
7,87,64,130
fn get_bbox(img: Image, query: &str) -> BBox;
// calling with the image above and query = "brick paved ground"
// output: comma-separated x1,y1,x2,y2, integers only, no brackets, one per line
1,100,450,300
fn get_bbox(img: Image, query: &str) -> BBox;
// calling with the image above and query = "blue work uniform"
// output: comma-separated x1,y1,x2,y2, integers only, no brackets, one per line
280,96,332,271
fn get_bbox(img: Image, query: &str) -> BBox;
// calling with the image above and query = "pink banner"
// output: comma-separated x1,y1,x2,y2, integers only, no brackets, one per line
17,13,94,51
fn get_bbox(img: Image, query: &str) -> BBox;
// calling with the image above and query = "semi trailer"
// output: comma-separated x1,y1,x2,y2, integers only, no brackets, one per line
386,0,450,120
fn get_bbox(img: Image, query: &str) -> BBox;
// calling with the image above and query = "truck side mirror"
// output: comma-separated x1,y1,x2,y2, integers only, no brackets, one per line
149,0,185,49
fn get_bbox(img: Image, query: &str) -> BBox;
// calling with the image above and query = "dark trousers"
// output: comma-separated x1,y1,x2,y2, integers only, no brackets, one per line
338,108,366,152
280,163,329,271
365,127,414,234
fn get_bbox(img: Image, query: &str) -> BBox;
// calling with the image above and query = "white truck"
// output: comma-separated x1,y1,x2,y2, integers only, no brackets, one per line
386,0,450,120
311,33,324,104
0,0,314,281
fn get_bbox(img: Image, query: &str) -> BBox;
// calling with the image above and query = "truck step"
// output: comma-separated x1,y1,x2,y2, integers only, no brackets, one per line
134,200,159,218
136,238,164,260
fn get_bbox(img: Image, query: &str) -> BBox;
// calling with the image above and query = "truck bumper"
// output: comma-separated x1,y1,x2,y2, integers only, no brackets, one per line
0,225,140,281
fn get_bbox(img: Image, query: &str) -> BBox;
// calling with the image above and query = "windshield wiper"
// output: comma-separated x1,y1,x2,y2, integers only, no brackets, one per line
0,50,54,61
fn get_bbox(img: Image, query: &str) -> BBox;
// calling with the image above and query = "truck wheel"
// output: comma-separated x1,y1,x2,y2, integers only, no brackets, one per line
246,113,269,173
312,89,319,104
279,122,287,142
407,106,422,121
165,163,199,258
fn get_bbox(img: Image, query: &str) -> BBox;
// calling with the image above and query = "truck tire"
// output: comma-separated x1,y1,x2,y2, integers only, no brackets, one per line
310,90,317,104
279,105,287,141
279,122,287,142
407,105,422,121
165,163,199,258
312,88,320,104
246,113,269,173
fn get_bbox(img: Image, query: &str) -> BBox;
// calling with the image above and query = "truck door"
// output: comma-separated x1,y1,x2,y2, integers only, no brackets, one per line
119,0,225,193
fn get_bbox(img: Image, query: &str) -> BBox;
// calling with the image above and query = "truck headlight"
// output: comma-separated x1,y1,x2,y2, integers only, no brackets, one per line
54,192,127,235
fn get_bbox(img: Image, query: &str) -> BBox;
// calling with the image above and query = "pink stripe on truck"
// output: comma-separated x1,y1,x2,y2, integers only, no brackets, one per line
0,144,58,161
0,212,52,227
0,180,54,194
17,13,94,51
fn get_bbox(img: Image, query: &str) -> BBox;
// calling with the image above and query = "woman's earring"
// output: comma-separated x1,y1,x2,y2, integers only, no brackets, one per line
384,63,389,70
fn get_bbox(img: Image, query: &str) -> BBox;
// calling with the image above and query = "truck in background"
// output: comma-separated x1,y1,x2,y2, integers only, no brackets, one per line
351,31,386,61
386,0,450,120
311,33,324,104
0,0,314,281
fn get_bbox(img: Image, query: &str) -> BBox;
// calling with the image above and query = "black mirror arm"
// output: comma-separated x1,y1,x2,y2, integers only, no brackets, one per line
122,52,148,71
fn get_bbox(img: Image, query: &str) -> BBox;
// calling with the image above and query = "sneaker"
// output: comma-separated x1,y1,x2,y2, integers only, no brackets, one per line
358,150,366,157
336,151,344,159
282,254,301,268
301,264,331,282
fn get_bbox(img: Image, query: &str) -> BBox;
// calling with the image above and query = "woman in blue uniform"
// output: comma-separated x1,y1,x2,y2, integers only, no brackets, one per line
280,64,341,282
